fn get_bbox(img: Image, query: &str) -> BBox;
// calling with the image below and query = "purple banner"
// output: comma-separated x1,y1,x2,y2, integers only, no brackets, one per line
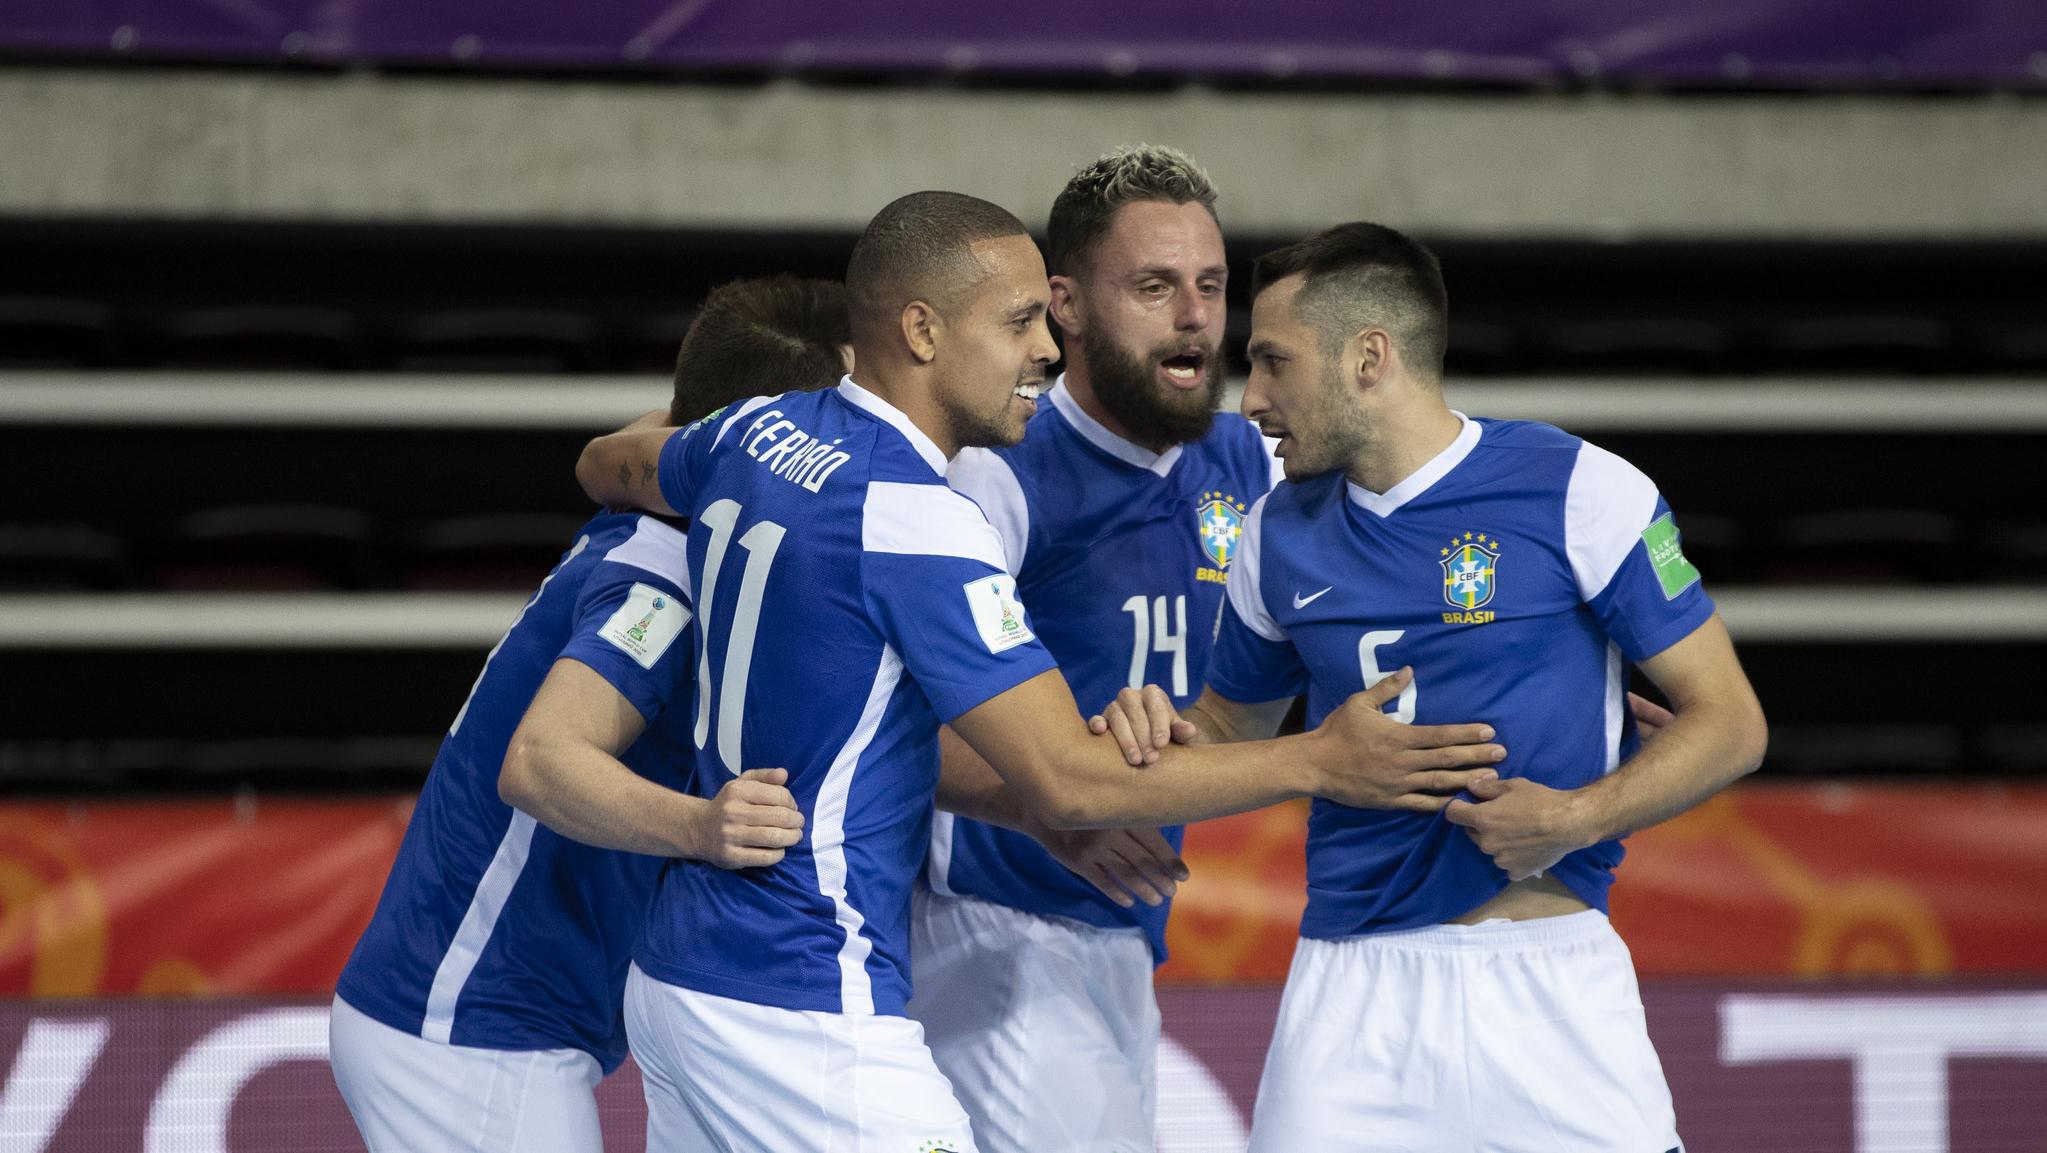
3,982,2045,1151
1,1,2043,86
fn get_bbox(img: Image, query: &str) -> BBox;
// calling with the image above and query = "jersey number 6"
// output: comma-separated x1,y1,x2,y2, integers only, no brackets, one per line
1358,629,1417,723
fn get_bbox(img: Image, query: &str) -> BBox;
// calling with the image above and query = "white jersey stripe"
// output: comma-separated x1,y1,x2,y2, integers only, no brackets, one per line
947,449,1030,578
602,516,692,594
1228,495,1287,643
1601,641,1625,775
862,481,1009,571
421,809,538,1042
709,396,776,452
925,810,957,896
1566,439,1661,601
811,643,904,1016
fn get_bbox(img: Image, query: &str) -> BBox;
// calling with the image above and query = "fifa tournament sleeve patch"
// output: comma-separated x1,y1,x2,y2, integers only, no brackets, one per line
598,582,692,669
1641,514,1703,599
962,573,1036,653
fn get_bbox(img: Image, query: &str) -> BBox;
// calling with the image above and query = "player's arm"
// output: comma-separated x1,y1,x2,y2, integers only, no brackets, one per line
936,724,1188,908
499,659,803,867
1089,684,1289,758
950,668,1502,831
1090,674,1514,810
1446,615,1767,880
575,415,682,515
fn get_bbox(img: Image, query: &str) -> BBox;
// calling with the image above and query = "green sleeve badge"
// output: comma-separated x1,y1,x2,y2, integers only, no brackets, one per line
1641,513,1702,599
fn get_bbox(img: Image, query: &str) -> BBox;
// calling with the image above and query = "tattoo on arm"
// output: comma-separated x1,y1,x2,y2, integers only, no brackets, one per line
616,461,631,488
640,459,657,485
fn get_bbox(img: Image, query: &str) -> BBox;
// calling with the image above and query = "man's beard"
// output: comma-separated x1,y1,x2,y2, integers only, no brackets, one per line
1078,323,1223,448
1281,364,1374,480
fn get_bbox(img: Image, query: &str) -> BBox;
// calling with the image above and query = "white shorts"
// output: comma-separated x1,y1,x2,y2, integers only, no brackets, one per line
328,994,604,1153
1247,911,1682,1153
907,890,1160,1153
624,962,978,1153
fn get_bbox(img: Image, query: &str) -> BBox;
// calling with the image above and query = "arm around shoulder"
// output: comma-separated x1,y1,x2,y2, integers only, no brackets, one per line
576,420,682,515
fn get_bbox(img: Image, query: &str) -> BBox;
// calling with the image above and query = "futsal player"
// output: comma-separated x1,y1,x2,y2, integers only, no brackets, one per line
908,145,1512,1153
576,192,1508,1151
1100,222,1767,1151
327,276,845,1152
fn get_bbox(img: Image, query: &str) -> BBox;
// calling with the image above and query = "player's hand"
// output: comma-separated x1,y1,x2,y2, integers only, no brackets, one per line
1088,684,1200,766
1038,825,1189,908
691,768,805,870
1629,692,1674,741
1310,668,1505,812
1442,776,1591,881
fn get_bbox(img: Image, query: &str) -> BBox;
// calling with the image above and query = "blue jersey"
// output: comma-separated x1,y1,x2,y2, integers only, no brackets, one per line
932,377,1281,960
338,512,697,1072
1208,415,1715,939
635,378,1058,1017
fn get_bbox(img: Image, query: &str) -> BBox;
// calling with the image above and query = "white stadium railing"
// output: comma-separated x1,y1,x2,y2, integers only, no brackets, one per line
5,372,2047,431
0,589,2041,647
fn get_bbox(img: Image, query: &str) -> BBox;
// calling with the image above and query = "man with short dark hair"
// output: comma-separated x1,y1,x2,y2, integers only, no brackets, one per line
577,192,1503,1150
1107,221,1768,1150
330,275,847,1153
668,274,853,424
905,147,1484,1153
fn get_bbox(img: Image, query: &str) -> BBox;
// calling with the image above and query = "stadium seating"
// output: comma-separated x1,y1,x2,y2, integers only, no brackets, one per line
1,222,2042,789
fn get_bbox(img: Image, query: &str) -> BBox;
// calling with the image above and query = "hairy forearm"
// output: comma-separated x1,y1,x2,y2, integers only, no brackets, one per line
500,735,704,858
1031,729,1317,830
1566,698,1767,844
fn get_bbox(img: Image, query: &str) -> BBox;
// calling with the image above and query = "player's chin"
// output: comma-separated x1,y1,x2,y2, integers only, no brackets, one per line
991,398,1033,446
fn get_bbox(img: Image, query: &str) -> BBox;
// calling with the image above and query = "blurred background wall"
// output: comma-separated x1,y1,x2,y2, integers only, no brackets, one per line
2,3,2044,1150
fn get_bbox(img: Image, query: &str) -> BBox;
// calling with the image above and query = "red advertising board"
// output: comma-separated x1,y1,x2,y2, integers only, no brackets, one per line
1159,783,2047,982
3,983,2043,1152
2,784,2044,997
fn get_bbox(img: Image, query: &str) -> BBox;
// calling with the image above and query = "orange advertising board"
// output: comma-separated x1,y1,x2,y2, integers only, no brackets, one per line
1159,783,2047,981
2,783,2042,997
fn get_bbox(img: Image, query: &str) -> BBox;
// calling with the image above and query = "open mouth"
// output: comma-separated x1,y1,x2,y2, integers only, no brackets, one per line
1014,379,1045,401
1160,352,1206,389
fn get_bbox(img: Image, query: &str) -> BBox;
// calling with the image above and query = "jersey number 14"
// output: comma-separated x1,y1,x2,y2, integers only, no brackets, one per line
1122,595,1190,698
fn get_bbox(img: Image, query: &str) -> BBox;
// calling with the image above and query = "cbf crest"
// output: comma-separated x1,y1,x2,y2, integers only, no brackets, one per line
1196,491,1249,576
1440,531,1500,623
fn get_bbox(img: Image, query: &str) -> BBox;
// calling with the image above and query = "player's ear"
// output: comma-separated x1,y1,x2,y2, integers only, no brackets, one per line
901,300,941,365
1352,328,1392,390
1048,276,1083,335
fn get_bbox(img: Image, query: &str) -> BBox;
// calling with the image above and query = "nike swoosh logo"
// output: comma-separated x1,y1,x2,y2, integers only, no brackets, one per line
1292,587,1333,609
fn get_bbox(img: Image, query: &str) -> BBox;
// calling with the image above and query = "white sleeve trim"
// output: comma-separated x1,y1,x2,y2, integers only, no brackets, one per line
1566,440,1662,601
862,481,1009,571
709,395,777,452
946,449,1029,578
602,516,693,597
1227,494,1286,642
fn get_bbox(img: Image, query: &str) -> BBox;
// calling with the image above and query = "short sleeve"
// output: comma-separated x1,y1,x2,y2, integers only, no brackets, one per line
1566,440,1717,662
860,480,1057,721
1207,495,1308,702
557,518,697,722
1207,600,1308,704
